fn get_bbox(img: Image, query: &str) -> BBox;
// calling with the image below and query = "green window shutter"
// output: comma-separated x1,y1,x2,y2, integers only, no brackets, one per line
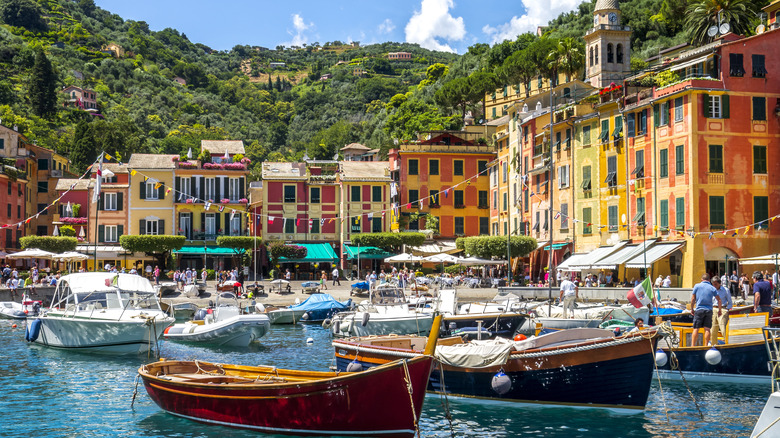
755,196,769,228
118,225,124,238
722,94,730,118
675,145,685,175
98,225,104,243
239,177,245,200
117,192,123,211
709,196,725,226
583,208,592,234
653,105,659,127
139,219,146,235
158,183,165,199
98,193,104,211
676,197,685,229
666,102,671,125
660,149,668,177
158,219,165,234
702,94,710,118
660,200,668,228
753,97,766,121
139,181,146,200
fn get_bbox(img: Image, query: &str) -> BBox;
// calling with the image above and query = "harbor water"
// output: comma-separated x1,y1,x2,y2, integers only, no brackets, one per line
0,319,767,438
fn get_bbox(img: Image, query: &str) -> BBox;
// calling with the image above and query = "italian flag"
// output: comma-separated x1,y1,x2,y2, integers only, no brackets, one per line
627,277,654,308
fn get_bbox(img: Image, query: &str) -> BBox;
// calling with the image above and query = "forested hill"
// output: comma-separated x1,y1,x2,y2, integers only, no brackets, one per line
0,0,760,177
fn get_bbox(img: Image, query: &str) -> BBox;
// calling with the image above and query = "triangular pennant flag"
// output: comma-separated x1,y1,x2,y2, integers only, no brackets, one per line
218,205,225,212
320,218,325,227
329,218,335,224
104,154,112,161
296,218,300,227
709,232,714,239
419,198,424,208
268,216,274,225
130,169,137,176
554,212,561,220
205,202,212,210
230,210,236,221
144,176,149,182
166,187,172,194
406,203,411,209
744,226,750,234
444,189,449,198
308,219,313,231
283,217,288,228
731,231,738,237
382,211,385,218
467,179,471,186
154,182,161,189
367,212,373,220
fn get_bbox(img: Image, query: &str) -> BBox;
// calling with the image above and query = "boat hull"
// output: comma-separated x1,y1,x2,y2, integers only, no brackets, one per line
33,314,173,354
334,332,659,411
140,356,434,437
655,340,770,383
163,315,270,347
440,313,527,340
268,309,307,324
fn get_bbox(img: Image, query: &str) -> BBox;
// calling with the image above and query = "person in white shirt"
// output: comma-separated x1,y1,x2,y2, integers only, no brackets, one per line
711,277,733,345
331,267,340,286
654,275,663,288
559,278,579,318
662,276,672,288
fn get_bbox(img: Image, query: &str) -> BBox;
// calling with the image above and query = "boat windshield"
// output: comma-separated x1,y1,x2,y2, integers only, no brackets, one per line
119,292,161,311
371,286,406,305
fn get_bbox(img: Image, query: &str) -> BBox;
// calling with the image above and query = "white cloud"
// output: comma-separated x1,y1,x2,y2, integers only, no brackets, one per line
404,0,466,53
286,13,313,47
378,18,395,34
483,0,581,44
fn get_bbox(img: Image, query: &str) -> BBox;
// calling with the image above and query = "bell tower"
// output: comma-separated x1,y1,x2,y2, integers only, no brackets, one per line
584,0,632,88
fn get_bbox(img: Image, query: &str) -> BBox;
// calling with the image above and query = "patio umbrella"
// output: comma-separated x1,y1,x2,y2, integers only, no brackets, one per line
423,253,461,275
7,248,56,259
384,253,422,263
66,201,72,216
187,147,193,159
459,256,508,266
52,225,59,236
78,226,85,238
57,251,89,273
223,149,230,161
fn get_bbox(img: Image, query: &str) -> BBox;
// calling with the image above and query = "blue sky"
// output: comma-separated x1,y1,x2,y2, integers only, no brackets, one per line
94,0,583,53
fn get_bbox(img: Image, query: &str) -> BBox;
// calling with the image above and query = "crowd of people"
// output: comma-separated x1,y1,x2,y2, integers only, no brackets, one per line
1,264,61,299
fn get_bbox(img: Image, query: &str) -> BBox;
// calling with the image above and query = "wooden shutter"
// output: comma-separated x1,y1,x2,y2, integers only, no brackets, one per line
158,219,165,235
200,177,205,201
653,104,659,127
175,177,181,199
239,177,245,200
722,94,730,118
98,225,104,243
200,212,205,232
666,102,671,125
215,178,221,201
139,181,146,200
117,192,123,211
158,183,165,199
702,94,710,118
139,219,146,235
117,225,124,238
223,178,229,200
215,214,221,232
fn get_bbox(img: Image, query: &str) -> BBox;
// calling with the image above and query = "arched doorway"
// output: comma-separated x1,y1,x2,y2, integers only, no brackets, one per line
704,247,738,279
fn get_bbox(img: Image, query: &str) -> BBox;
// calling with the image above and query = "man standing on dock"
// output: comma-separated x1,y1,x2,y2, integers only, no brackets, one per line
710,276,732,345
559,276,578,318
754,271,773,314
691,274,721,347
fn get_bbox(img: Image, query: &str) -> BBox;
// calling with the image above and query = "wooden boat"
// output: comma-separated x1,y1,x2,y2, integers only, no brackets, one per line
655,313,771,383
140,316,442,437
333,325,662,412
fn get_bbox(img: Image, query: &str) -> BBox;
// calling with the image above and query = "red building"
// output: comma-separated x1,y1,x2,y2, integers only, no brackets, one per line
0,173,27,251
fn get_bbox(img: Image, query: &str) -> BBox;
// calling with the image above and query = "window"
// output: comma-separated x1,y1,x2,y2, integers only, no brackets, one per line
632,150,644,178
729,53,745,77
612,116,623,139
146,181,159,200
104,225,119,243
638,109,647,134
16,205,20,218
660,149,668,178
310,187,321,203
492,107,496,118
752,54,767,78
37,158,49,171
230,215,241,235
372,186,382,202
583,125,591,145
581,165,591,191
753,97,766,121
674,97,683,122
205,213,216,237
5,203,9,217
37,181,48,193
146,220,160,235
555,131,561,151
660,200,669,228
429,159,439,176
36,226,47,236
704,94,729,119
502,162,507,182
560,203,568,229
617,44,624,64
675,145,685,175
583,208,592,234
589,46,593,67
408,159,418,175
635,197,646,225
205,178,215,201
605,156,617,187
5,182,9,196
565,128,572,149
37,203,46,215
503,193,507,210
656,101,670,126
627,114,635,137
452,159,464,176
284,185,296,203
709,145,723,173
709,196,725,228
103,192,117,211
600,119,609,143
454,217,464,235
607,43,614,63
372,217,382,233
676,197,685,230
179,177,192,199
608,205,618,231
285,218,294,234
478,160,487,175
504,221,508,236
754,145,767,174
755,196,769,229
478,190,488,208
454,190,464,208
558,164,570,188
310,218,320,234
408,190,419,204
229,178,240,201
479,217,489,235
0,139,4,149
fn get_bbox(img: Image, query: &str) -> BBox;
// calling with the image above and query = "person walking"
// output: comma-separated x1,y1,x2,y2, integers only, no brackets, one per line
729,271,739,297
201,268,207,285
331,267,341,286
691,274,721,347
754,271,773,314
559,277,578,319
153,265,160,285
711,276,733,345
320,271,328,290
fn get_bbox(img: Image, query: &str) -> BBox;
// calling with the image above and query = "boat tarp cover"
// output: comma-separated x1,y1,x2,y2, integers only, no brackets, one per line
434,338,515,368
60,272,155,294
288,293,350,311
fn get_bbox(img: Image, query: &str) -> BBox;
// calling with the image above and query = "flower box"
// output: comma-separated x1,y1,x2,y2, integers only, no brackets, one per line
61,217,88,224
203,163,223,170
223,162,247,170
177,161,197,169
238,198,248,204
220,198,230,204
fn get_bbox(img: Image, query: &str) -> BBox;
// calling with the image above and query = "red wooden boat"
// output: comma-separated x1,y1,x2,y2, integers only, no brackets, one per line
139,316,442,437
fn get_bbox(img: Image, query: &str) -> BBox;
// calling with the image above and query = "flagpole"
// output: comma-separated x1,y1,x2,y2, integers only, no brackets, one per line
93,153,104,272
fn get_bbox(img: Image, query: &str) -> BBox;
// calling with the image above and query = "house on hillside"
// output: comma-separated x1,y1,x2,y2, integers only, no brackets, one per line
61,86,97,110
341,143,378,162
270,62,286,69
387,52,412,61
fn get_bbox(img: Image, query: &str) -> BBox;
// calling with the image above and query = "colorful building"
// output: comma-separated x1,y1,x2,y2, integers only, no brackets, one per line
80,163,132,270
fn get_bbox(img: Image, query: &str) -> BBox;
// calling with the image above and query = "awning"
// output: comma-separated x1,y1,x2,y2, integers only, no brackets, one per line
76,245,145,259
542,242,569,251
527,165,550,176
556,253,590,272
344,245,395,260
569,242,628,270
624,242,685,269
740,254,780,265
669,55,711,73
590,240,655,270
174,246,244,256
279,243,338,263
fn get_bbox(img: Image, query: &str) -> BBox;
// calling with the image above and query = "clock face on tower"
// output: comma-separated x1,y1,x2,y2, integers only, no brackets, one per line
608,12,617,24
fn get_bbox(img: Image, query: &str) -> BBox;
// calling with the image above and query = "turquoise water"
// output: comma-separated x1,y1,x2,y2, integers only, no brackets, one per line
0,319,767,438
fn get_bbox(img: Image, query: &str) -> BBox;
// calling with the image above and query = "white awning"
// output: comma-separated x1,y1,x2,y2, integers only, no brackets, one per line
556,253,590,272
624,242,685,269
590,241,655,270
740,254,780,265
669,55,712,73
569,242,628,270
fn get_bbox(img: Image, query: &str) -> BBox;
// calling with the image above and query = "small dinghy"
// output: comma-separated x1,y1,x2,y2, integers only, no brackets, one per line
0,299,41,319
163,292,270,347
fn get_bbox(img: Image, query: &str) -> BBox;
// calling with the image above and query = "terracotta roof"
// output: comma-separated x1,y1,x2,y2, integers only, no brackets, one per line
340,161,391,181
261,162,307,179
127,154,178,169
201,140,245,155
340,143,370,151
486,114,510,126
91,162,129,174
55,178,91,191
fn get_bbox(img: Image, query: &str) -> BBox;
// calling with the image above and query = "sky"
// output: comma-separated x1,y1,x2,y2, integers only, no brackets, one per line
93,0,583,53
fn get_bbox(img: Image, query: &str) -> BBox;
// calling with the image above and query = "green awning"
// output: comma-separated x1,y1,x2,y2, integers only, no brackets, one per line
344,245,396,260
279,243,338,263
542,243,570,251
174,246,244,256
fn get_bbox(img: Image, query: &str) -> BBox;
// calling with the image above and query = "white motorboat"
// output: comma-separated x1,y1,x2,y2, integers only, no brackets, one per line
0,297,41,319
264,306,308,324
163,292,270,347
327,285,433,337
25,273,175,354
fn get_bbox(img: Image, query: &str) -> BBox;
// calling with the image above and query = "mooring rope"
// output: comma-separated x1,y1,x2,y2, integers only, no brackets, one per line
401,359,420,438
437,361,456,438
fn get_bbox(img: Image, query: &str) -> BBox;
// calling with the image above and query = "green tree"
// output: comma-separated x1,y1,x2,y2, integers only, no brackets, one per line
267,242,307,276
216,236,261,267
120,235,186,269
467,70,499,121
0,0,47,31
550,37,584,84
498,49,539,99
351,232,426,251
70,120,98,173
29,50,57,118
20,236,78,253
685,0,759,45
456,236,538,259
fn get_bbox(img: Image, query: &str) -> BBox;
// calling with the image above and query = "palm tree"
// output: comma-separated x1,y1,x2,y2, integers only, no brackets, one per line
549,37,585,85
685,0,760,45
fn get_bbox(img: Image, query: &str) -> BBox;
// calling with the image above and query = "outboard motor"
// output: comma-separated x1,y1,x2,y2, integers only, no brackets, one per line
193,308,208,321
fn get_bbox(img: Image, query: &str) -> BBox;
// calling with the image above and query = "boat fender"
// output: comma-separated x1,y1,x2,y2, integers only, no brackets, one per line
361,313,370,327
346,359,363,372
513,334,527,341
705,347,722,365
306,337,314,344
491,370,511,395
322,318,332,329
301,312,311,321
25,318,41,342
655,349,668,367
333,320,341,333
204,314,214,324
343,319,354,333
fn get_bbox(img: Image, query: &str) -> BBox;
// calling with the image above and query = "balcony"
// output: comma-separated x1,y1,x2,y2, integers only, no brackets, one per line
708,174,725,185
454,204,466,209
429,203,440,208
176,198,248,205
478,203,489,209
180,231,243,241
174,159,249,171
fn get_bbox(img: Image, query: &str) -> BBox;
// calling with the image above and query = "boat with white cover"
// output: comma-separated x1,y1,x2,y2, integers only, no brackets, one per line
0,297,41,319
163,292,270,347
25,273,175,354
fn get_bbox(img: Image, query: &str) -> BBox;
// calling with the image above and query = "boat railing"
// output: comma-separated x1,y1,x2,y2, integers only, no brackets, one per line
762,327,780,392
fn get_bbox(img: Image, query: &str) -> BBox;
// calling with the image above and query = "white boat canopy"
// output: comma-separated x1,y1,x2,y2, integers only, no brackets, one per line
58,272,156,294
